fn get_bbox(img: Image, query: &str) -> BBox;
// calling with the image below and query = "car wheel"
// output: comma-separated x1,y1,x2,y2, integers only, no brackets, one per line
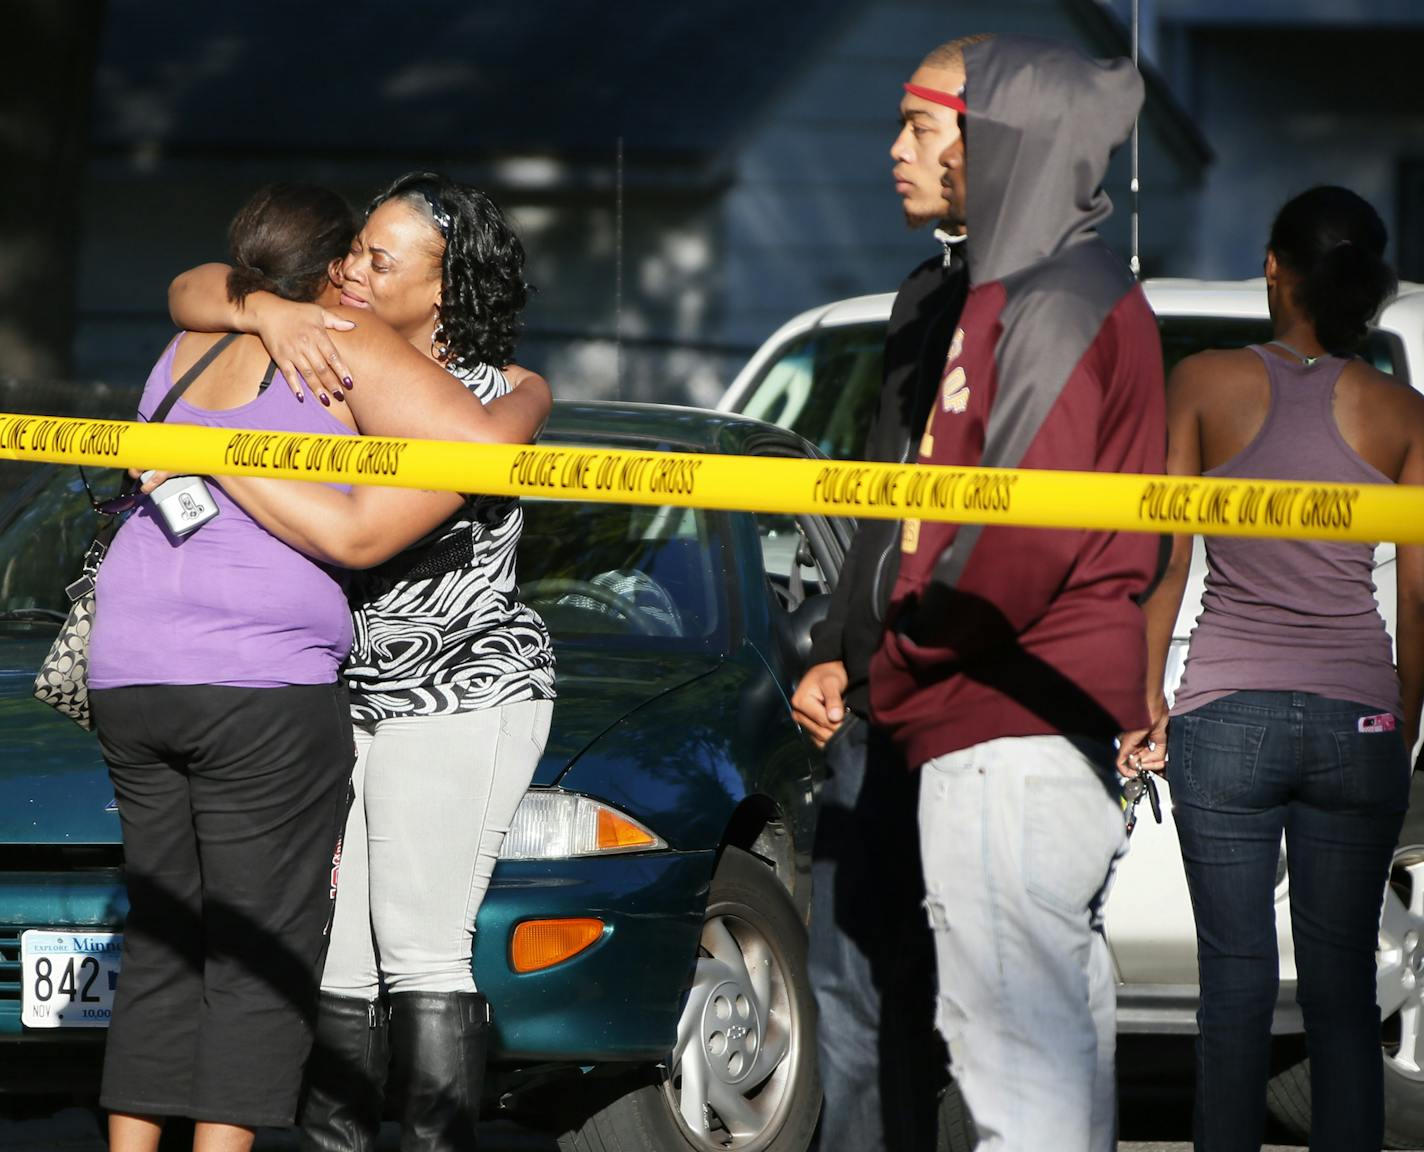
1265,844,1424,1148
937,1078,978,1152
556,846,820,1152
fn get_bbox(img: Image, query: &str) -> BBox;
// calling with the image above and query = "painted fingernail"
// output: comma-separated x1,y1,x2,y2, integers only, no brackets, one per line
297,392,305,403
320,393,331,407
342,376,354,390
332,388,345,402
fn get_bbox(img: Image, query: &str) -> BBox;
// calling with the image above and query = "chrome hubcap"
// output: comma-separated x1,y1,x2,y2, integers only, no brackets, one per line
665,914,797,1150
1378,849,1424,1081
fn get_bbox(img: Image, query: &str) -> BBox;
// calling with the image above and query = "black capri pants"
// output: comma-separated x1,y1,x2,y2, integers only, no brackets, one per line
91,683,354,1128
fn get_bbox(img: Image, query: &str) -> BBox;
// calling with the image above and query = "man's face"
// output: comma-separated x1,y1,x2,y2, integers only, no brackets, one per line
938,130,967,233
890,65,965,230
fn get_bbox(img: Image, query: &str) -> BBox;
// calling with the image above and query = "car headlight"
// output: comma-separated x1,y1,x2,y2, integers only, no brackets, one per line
500,790,667,860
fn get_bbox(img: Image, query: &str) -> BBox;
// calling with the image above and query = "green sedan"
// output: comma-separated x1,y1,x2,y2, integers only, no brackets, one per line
0,401,849,1152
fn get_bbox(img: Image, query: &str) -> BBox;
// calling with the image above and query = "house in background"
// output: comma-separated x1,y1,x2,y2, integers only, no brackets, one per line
69,0,1215,407
1127,0,1424,280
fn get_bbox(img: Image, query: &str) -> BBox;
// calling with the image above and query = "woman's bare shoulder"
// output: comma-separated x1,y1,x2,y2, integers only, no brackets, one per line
326,306,425,366
1168,347,1260,395
326,305,398,345
170,328,260,376
1339,357,1424,419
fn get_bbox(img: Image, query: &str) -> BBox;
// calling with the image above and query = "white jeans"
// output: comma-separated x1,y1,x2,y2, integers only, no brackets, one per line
321,699,553,996
918,734,1127,1152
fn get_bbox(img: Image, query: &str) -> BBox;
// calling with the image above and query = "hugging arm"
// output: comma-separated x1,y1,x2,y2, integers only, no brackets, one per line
198,332,549,566
215,478,464,569
169,264,354,400
332,318,551,444
498,364,553,442
169,264,551,444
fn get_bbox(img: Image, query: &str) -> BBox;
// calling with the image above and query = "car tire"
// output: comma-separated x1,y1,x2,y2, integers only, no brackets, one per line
556,846,820,1152
1265,1049,1424,1150
1265,843,1424,1149
937,1078,978,1152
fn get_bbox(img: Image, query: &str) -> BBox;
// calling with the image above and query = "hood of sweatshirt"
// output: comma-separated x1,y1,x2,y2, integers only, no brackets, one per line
962,36,1143,287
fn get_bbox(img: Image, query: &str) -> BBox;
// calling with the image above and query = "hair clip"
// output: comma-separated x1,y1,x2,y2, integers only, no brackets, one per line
417,188,452,239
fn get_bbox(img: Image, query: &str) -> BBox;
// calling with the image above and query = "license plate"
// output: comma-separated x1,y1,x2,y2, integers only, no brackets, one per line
20,930,121,1029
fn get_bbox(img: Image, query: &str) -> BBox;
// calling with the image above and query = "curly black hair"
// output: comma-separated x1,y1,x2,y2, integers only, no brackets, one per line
369,172,529,368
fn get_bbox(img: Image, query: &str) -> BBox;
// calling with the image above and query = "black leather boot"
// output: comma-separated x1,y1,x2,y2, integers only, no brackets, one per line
387,990,490,1152
299,992,389,1152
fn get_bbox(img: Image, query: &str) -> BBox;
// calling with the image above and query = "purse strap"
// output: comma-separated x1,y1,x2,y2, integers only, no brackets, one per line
83,332,243,547
150,332,241,424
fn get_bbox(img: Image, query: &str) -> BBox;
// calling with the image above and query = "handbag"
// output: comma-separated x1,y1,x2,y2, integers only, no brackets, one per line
32,334,240,728
32,519,122,729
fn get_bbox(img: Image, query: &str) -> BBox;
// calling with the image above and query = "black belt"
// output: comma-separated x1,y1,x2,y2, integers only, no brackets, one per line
365,497,516,584
369,527,474,583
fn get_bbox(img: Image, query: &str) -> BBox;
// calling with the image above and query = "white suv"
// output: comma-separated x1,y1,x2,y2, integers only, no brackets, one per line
720,280,1424,1148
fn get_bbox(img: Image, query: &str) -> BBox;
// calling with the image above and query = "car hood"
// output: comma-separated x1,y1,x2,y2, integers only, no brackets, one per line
0,628,722,839
531,649,722,786
0,626,120,844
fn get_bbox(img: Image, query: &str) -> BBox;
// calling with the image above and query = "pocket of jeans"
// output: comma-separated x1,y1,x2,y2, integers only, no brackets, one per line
822,711,863,755
1176,713,1266,807
1331,724,1410,810
1023,776,1123,916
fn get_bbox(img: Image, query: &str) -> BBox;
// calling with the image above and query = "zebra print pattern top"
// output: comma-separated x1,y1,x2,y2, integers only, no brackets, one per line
345,361,556,722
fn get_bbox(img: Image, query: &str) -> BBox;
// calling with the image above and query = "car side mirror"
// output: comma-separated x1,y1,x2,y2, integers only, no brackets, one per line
774,591,832,675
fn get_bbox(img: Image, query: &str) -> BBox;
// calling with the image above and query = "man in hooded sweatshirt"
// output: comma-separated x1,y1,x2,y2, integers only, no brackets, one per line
793,35,982,1152
869,37,1165,1152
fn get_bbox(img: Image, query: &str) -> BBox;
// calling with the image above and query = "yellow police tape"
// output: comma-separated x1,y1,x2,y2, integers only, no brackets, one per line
1,411,1422,544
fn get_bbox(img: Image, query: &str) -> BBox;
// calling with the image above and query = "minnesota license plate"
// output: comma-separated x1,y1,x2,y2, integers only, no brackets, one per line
20,930,121,1028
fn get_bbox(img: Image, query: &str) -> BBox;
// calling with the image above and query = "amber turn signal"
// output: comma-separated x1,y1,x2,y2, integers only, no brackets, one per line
510,918,606,973
596,807,658,852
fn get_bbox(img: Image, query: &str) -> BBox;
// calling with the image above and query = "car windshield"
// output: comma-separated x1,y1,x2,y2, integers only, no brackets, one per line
739,323,885,459
0,466,111,620
0,466,731,652
517,498,730,653
734,315,1406,457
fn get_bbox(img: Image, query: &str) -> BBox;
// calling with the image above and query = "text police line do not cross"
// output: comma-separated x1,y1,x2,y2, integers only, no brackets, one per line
0,412,1421,545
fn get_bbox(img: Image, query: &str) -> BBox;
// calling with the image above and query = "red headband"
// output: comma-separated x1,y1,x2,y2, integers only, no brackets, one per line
903,82,966,114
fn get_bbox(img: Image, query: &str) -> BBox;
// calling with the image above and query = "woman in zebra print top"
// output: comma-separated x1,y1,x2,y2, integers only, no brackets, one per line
169,172,555,1152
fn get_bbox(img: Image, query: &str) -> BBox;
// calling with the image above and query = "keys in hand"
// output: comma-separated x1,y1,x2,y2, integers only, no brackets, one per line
1122,769,1162,834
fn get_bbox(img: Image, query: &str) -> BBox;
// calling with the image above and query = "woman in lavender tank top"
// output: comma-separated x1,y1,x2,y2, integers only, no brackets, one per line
1120,187,1424,1150
89,186,369,1152
168,174,557,1152
100,185,550,1152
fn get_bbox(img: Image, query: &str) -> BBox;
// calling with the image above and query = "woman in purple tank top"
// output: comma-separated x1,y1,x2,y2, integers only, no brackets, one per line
98,185,550,1152
1120,187,1424,1151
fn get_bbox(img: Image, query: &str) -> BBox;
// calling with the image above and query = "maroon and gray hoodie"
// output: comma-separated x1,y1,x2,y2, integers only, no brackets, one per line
869,37,1166,769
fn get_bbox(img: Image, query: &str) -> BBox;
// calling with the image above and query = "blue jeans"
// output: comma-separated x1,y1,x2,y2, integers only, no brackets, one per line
1169,690,1410,1152
808,715,944,1152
